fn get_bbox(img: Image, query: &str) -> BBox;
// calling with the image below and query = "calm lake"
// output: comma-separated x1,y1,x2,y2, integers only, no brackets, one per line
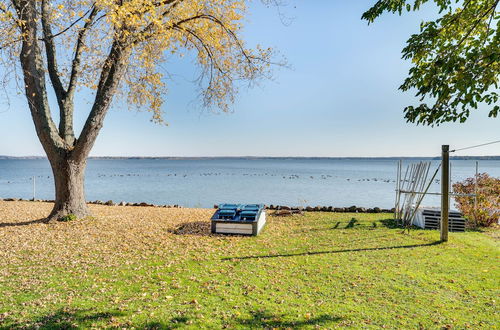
1,158,499,208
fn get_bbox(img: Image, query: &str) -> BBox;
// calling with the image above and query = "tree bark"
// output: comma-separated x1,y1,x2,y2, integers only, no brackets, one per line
46,154,90,222
12,1,141,222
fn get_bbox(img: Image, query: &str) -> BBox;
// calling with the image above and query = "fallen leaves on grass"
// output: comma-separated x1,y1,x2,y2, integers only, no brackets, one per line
0,201,216,268
169,221,211,236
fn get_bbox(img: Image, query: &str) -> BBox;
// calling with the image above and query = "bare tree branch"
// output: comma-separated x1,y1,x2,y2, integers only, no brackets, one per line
73,38,129,162
67,5,99,99
41,0,66,101
12,0,65,153
44,7,94,40
40,0,78,145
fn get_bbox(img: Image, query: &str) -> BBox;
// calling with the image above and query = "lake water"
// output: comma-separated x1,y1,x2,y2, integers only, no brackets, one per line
0,158,499,208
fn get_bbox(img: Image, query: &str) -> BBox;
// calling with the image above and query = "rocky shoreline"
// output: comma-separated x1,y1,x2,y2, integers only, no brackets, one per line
0,198,394,214
264,204,394,214
0,198,182,208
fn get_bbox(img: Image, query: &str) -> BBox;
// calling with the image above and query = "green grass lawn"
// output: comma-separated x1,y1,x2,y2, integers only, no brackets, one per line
0,208,498,329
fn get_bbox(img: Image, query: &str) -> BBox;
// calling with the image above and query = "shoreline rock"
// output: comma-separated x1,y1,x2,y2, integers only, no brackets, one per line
0,198,394,213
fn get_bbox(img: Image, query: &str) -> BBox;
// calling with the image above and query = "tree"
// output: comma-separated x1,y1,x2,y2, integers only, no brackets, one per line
363,0,499,125
0,0,275,221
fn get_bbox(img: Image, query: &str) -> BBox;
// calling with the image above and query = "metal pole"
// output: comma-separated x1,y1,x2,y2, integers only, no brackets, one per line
394,160,401,220
441,145,449,242
474,161,478,210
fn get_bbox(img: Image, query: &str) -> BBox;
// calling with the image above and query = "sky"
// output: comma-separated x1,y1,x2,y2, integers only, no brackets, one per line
0,0,498,157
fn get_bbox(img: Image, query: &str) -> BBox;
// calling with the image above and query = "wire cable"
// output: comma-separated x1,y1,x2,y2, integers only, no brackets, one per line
451,139,500,152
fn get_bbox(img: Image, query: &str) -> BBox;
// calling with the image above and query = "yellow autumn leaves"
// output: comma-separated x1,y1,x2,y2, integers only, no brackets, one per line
0,0,274,123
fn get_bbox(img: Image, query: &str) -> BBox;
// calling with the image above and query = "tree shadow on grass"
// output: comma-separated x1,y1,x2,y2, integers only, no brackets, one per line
222,241,442,261
464,227,486,233
0,218,48,228
235,310,343,328
143,316,191,329
302,219,372,232
2,308,125,329
345,218,359,228
379,219,432,232
379,218,402,229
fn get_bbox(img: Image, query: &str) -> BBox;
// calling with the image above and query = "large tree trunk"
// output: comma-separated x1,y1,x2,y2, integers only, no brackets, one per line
46,155,90,222
14,0,128,222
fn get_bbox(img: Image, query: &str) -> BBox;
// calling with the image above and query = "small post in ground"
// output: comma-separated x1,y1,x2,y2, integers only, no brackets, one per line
32,176,36,201
441,145,449,242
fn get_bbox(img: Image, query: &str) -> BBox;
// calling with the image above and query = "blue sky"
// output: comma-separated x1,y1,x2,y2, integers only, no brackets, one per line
0,0,498,157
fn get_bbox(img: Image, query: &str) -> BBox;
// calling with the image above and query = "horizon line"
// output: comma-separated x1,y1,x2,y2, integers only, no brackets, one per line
1,155,499,159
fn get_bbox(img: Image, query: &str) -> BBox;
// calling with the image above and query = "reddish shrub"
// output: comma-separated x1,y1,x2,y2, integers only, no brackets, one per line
453,173,500,228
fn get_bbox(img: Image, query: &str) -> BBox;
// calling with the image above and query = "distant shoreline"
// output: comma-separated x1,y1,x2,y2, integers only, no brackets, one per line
1,155,500,160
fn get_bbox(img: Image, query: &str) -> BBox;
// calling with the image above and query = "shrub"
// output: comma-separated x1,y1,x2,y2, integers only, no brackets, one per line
58,214,77,222
453,173,500,228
